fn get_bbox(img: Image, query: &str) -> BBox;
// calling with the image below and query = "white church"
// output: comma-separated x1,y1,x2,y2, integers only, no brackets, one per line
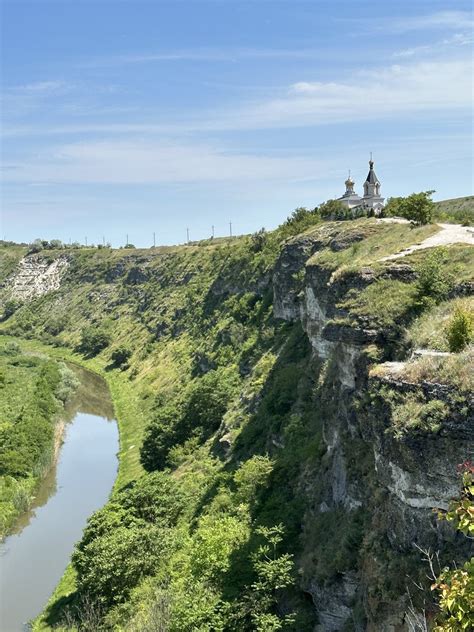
337,157,385,215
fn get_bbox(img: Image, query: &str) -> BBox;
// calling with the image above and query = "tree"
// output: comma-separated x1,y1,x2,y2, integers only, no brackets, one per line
387,191,435,225
431,463,474,630
111,346,131,368
318,199,349,220
248,524,295,631
78,326,111,356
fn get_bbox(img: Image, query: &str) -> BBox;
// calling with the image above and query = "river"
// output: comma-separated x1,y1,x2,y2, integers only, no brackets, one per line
0,365,119,631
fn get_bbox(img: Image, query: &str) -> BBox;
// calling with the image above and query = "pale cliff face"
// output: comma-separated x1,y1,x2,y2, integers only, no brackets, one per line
272,227,473,631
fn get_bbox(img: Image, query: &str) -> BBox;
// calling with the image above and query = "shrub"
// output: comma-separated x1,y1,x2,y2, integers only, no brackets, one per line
2,299,21,320
29,238,44,253
111,346,132,368
445,307,473,352
78,326,111,356
415,248,453,308
250,229,267,252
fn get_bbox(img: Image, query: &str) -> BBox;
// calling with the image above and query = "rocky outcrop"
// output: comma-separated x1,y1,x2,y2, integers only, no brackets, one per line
272,230,473,631
6,255,69,300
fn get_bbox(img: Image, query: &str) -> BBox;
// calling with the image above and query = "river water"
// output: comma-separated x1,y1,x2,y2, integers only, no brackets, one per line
0,365,119,632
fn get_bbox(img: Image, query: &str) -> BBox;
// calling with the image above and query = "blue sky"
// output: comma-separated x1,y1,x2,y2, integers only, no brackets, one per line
1,0,472,246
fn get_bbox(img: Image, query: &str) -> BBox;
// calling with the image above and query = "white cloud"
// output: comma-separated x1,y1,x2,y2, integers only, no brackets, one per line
380,10,473,32
2,56,471,139
223,57,472,130
8,80,70,94
393,32,473,58
1,140,325,184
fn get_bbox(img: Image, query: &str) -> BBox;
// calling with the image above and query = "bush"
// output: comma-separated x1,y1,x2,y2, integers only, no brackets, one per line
29,238,44,253
415,248,453,308
2,299,21,320
78,326,111,356
111,346,132,368
445,307,473,352
250,229,267,253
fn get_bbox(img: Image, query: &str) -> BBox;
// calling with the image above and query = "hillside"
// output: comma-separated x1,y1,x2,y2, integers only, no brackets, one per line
0,208,473,631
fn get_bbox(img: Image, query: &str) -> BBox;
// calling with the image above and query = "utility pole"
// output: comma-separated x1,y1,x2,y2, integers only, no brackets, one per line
103,236,105,246
153,232,156,248
186,228,190,244
85,236,88,247
229,221,232,237
126,234,129,246
211,225,214,238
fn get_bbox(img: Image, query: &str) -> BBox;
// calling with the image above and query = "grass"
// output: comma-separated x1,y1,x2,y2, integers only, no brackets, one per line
338,279,418,329
433,196,474,225
408,297,474,351
0,243,28,283
307,219,439,270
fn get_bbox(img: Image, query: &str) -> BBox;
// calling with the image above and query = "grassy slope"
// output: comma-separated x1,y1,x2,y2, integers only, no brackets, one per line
0,214,472,630
433,195,474,224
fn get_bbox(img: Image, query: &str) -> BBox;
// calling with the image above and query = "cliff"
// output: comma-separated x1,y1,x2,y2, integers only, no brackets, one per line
0,215,472,631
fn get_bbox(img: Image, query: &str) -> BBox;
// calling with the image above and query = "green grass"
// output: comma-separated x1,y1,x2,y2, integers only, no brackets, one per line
433,196,474,225
0,243,28,283
307,219,439,271
408,297,474,351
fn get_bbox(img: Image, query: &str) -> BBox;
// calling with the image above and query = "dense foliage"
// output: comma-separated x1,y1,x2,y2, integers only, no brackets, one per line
0,340,78,536
385,190,436,224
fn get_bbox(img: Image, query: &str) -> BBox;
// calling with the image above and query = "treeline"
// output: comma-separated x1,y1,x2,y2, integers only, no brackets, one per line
0,340,78,536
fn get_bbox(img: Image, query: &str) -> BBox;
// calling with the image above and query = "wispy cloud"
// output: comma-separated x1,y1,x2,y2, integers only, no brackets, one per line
1,140,325,184
79,47,327,68
393,32,473,58
3,56,471,140
379,10,473,33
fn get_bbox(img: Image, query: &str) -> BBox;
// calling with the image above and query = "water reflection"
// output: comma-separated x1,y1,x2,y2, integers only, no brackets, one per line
0,364,119,632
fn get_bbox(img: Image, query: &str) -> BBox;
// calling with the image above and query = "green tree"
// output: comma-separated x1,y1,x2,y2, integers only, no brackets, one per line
78,326,111,356
387,191,435,225
432,465,474,630
445,308,473,352
111,346,132,368
318,199,348,220
248,524,295,631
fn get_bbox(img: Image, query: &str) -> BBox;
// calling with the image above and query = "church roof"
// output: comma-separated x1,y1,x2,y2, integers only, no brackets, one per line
365,159,379,184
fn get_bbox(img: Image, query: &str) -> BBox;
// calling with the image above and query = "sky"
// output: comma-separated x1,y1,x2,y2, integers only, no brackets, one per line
1,0,473,247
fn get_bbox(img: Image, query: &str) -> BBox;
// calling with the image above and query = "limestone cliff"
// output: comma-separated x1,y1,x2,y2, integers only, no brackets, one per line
273,227,473,630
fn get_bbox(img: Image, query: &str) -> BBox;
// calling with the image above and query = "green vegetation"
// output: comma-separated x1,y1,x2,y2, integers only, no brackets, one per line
445,306,473,352
385,190,435,225
0,339,78,537
433,195,474,226
0,207,471,630
433,465,474,631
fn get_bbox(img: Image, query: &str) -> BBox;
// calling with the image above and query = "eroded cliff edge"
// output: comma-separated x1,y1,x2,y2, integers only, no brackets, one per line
272,222,473,630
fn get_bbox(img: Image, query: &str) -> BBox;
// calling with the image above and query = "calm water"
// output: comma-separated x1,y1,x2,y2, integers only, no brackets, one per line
0,366,118,632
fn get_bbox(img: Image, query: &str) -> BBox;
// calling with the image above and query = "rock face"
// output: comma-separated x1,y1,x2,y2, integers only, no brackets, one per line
272,231,473,631
7,255,69,301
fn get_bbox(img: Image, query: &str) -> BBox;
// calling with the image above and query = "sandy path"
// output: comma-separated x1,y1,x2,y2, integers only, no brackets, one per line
378,220,474,261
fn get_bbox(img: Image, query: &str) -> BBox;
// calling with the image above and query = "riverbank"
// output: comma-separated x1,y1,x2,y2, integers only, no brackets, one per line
0,334,146,631
0,341,80,540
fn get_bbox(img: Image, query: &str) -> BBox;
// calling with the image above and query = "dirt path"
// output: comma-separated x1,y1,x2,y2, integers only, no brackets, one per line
378,220,474,261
